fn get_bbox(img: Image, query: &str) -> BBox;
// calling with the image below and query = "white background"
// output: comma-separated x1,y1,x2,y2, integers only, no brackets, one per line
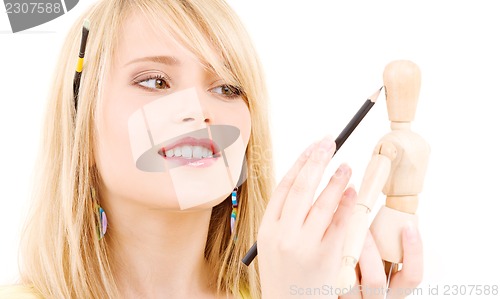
1,0,499,297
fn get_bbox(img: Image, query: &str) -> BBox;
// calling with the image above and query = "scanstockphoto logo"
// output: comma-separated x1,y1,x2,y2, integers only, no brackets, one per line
3,0,79,33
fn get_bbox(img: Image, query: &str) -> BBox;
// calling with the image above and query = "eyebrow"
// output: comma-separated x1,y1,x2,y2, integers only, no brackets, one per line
124,55,180,67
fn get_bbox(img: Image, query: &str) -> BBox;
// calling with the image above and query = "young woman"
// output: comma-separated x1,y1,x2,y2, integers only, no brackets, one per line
0,0,422,298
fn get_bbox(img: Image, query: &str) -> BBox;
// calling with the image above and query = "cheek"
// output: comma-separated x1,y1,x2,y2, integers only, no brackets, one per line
94,97,137,190
244,108,252,142
94,93,178,206
232,102,252,145
96,92,134,171
93,94,252,208
224,102,252,187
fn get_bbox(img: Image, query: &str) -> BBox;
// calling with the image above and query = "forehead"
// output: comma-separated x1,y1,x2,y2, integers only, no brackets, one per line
113,12,198,68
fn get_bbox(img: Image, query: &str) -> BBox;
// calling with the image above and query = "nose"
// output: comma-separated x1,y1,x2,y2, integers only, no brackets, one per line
181,116,210,124
174,89,213,126
178,108,212,127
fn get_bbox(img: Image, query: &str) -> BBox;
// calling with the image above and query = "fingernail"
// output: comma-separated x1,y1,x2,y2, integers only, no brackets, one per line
405,221,417,244
315,135,336,160
319,135,335,151
334,163,351,178
343,185,356,200
304,142,317,157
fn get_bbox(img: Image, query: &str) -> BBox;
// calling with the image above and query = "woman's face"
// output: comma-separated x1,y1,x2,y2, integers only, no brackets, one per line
95,12,251,210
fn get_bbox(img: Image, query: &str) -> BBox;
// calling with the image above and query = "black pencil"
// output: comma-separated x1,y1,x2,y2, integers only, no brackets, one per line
333,86,383,154
73,19,90,112
241,86,384,266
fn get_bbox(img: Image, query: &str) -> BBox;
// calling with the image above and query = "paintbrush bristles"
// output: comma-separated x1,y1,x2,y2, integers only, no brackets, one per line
74,19,91,111
78,19,90,58
83,18,90,31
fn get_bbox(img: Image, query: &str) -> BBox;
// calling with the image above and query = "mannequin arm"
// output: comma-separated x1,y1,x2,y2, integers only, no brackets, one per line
337,142,397,290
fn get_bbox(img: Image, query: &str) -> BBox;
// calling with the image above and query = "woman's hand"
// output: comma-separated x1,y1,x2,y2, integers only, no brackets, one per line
258,135,356,298
347,225,423,299
257,135,424,299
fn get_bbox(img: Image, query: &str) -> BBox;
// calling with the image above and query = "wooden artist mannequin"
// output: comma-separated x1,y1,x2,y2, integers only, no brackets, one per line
338,60,430,289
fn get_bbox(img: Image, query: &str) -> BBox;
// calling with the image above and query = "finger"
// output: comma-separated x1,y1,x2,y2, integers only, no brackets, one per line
339,275,362,299
279,135,336,230
359,232,387,299
316,187,357,278
387,223,423,299
322,186,357,246
261,141,318,226
302,163,352,243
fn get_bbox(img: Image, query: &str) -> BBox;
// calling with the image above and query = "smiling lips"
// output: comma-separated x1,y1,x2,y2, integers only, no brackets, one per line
158,137,221,167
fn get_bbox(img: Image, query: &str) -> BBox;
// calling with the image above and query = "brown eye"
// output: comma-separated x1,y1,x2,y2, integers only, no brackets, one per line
154,78,168,89
137,75,171,90
210,84,242,98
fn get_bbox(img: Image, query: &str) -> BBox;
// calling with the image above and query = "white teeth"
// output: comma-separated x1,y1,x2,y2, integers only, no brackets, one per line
181,145,192,158
192,146,203,159
201,147,209,158
164,145,214,159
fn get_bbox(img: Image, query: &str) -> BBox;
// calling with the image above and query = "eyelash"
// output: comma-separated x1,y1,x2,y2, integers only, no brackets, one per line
132,73,243,100
132,74,171,92
210,84,243,100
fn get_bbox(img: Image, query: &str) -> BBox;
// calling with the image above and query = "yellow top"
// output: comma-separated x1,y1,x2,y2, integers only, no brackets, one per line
239,288,251,299
0,285,42,299
1,285,252,298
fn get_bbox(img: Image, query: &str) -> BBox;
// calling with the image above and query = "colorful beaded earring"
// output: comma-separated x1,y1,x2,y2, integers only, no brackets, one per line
230,187,238,234
91,188,107,240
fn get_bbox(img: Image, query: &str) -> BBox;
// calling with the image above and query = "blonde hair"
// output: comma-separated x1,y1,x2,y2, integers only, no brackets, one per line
19,0,275,298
